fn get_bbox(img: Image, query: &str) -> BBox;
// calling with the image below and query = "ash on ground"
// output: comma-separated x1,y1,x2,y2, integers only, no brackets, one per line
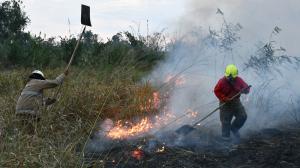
82,125,300,168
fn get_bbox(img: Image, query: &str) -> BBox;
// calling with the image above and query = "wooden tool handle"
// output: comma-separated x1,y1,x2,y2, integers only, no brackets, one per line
65,26,86,73
52,26,86,99
192,85,252,127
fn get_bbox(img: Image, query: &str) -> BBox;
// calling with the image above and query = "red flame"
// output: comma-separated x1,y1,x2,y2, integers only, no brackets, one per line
165,74,186,86
102,76,189,140
153,91,160,109
131,149,144,160
140,91,161,112
106,118,153,139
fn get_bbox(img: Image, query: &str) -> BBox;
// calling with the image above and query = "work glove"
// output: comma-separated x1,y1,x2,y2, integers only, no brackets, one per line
64,69,69,76
222,97,231,102
241,85,251,94
241,89,248,94
45,98,57,105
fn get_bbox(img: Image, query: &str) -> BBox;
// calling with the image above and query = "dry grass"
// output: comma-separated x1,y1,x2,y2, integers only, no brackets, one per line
0,68,158,167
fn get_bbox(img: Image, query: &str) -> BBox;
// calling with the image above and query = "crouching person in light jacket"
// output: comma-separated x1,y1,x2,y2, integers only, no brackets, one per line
15,70,67,133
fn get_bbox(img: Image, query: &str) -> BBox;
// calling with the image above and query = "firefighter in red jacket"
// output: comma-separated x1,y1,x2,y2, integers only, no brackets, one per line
214,64,250,141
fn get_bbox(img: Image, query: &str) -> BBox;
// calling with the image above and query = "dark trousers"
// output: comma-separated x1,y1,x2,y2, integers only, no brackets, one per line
219,99,247,138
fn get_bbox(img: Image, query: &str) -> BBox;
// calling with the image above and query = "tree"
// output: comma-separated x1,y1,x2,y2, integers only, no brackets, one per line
0,0,29,39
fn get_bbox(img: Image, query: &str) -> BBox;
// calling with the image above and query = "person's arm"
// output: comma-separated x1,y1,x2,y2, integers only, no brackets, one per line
214,79,230,102
38,73,65,89
44,97,57,105
238,77,250,94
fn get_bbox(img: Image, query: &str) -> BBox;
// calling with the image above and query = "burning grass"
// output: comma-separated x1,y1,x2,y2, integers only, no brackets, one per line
106,118,153,139
0,68,164,167
83,126,300,168
3,68,299,168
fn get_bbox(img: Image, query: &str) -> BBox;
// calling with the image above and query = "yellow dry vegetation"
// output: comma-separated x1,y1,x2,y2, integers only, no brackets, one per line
0,68,159,167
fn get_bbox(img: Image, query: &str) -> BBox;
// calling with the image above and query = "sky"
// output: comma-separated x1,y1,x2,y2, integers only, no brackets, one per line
21,0,185,39
3,0,299,56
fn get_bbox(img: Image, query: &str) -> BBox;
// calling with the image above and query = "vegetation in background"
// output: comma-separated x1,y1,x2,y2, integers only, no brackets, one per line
0,0,166,77
244,27,300,76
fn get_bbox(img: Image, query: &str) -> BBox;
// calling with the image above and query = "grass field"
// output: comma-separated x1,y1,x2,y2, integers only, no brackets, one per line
0,68,160,167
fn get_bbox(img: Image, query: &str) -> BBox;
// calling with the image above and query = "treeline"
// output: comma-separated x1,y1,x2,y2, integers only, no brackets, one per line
0,0,166,71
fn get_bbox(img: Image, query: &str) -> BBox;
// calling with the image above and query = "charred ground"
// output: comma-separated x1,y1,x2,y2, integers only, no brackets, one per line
84,125,300,168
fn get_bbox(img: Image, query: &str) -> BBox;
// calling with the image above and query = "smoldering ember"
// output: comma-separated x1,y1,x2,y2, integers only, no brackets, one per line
1,0,300,168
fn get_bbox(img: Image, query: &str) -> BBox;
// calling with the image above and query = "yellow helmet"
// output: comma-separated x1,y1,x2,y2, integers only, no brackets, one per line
225,64,238,78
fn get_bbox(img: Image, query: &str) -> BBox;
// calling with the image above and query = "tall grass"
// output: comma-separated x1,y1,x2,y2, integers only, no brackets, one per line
0,1,168,166
0,68,159,167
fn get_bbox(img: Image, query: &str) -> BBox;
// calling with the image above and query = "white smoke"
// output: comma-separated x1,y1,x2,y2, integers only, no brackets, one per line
148,0,300,136
84,1,300,155
175,0,300,56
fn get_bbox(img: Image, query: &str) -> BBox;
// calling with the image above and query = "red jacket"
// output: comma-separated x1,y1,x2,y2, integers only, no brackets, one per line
214,76,250,102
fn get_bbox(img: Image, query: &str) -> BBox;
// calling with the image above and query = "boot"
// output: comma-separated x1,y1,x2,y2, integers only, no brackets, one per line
232,131,241,144
221,136,231,142
232,131,240,139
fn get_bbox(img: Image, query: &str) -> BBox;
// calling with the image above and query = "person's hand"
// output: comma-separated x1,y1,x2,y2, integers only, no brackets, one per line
222,97,231,102
45,98,57,105
64,69,69,76
241,85,251,94
241,89,248,94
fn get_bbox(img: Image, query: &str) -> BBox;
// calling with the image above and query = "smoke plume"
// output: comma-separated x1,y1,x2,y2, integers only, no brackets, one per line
148,0,300,136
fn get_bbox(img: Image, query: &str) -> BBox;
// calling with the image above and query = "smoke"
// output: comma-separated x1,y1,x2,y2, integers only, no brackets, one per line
84,1,300,154
175,0,300,56
148,0,300,137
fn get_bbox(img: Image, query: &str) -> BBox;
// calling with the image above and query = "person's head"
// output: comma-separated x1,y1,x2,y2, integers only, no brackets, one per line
29,70,45,80
225,64,238,81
